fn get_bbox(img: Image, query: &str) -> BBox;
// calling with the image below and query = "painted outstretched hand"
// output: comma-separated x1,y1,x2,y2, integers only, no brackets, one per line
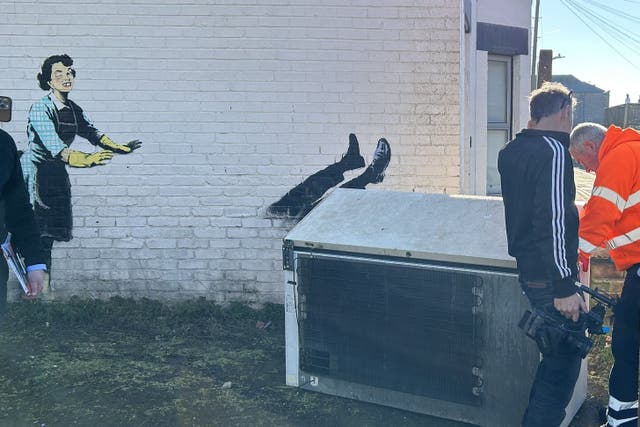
98,135,142,154
67,149,114,167
123,139,142,152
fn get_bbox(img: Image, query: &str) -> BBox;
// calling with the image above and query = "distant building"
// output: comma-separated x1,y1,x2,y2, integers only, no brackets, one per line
606,102,640,128
552,75,609,125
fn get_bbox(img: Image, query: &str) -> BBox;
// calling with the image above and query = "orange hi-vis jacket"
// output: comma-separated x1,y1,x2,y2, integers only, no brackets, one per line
580,125,640,271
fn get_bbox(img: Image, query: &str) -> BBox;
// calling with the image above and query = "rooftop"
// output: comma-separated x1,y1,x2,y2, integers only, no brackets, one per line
552,75,608,94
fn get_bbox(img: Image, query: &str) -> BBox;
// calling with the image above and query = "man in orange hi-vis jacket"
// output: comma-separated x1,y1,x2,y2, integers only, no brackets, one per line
570,122,640,427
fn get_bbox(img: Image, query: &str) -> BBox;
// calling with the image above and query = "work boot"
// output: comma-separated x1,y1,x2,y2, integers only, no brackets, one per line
338,133,365,171
369,138,391,183
599,406,608,426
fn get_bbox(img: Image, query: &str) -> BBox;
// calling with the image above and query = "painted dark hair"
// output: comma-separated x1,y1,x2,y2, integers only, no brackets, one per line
37,54,76,91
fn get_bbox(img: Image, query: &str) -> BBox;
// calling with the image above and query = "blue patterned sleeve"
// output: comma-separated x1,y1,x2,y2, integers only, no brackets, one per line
28,101,67,157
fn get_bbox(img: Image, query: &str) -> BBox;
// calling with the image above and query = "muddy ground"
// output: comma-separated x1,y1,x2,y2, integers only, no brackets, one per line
0,294,612,427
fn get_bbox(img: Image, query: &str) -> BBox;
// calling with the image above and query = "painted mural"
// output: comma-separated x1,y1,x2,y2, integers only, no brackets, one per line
20,54,142,291
267,133,391,221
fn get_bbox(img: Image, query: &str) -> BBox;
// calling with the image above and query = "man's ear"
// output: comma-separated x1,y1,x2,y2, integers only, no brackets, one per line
584,140,596,152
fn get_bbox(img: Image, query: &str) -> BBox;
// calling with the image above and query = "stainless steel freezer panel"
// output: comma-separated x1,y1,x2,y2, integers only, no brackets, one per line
283,189,515,269
285,251,587,427
283,189,586,427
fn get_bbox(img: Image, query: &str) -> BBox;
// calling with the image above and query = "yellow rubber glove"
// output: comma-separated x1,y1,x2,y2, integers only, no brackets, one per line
67,149,114,167
98,135,142,154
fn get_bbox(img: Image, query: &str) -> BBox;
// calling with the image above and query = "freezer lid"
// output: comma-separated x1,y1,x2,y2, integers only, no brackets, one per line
283,188,516,269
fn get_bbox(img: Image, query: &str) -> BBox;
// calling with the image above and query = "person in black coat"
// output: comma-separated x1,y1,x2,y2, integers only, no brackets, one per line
0,128,46,318
498,82,586,427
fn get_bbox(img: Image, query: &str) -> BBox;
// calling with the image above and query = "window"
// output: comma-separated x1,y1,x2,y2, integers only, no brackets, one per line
486,56,512,195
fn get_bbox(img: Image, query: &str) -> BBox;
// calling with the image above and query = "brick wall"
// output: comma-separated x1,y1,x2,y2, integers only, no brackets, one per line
1,1,461,303
606,103,640,128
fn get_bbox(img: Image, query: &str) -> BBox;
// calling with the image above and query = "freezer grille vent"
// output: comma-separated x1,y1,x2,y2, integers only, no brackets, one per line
297,255,483,407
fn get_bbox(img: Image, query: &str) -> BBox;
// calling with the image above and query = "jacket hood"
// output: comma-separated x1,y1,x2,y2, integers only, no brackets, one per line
600,125,640,161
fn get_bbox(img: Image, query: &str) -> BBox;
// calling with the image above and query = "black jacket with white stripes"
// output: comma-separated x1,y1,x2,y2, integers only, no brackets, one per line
498,129,579,298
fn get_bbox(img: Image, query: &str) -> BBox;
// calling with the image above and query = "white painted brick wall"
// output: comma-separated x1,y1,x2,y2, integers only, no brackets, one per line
0,0,461,303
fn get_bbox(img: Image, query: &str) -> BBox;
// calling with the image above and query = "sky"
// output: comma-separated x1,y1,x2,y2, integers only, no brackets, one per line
536,0,640,107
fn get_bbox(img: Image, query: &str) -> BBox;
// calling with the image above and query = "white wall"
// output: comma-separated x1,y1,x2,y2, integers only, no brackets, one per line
1,0,461,303
477,0,531,28
476,0,532,134
463,0,532,195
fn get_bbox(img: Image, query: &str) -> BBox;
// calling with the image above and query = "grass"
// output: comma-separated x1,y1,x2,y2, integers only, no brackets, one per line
0,293,615,427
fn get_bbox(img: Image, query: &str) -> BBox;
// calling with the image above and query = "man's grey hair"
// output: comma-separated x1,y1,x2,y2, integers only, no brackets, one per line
570,122,607,151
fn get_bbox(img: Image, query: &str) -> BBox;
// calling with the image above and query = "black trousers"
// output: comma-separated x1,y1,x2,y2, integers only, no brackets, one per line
0,202,6,317
520,281,582,427
0,256,7,317
267,162,370,220
605,264,640,427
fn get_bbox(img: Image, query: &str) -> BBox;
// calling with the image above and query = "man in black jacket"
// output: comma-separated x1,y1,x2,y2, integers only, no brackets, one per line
0,128,46,319
498,82,587,427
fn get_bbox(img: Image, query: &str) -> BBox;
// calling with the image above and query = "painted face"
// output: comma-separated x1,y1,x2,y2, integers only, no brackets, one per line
570,144,599,173
48,62,74,93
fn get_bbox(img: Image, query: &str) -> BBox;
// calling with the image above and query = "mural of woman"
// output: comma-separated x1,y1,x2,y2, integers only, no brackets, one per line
20,54,142,291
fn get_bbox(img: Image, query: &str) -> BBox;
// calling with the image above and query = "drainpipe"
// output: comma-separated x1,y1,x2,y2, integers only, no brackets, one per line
531,0,541,90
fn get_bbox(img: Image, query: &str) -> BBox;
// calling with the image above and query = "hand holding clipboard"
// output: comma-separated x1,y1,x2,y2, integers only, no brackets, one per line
1,233,38,298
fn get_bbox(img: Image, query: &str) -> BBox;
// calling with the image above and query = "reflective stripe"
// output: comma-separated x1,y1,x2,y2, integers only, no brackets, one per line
606,226,640,250
608,415,638,427
625,189,640,210
608,396,639,426
609,396,639,411
579,237,598,254
593,186,627,212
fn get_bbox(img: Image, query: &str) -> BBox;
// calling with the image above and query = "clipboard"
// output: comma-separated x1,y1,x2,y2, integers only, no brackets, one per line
1,233,33,296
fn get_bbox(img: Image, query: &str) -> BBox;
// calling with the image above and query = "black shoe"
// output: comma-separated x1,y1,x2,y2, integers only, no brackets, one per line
598,406,608,426
369,138,391,183
339,133,365,171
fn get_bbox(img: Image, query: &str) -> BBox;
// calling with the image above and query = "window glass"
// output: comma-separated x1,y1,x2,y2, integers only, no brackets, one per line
486,56,512,195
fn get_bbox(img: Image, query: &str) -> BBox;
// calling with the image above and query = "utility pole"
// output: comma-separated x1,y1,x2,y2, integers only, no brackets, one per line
531,0,541,90
537,49,553,88
624,94,630,128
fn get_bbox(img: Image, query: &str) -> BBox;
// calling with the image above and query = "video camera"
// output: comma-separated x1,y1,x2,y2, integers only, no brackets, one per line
518,283,617,359
0,96,11,122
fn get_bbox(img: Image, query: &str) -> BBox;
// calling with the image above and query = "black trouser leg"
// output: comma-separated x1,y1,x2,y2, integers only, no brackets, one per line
0,203,6,318
268,163,346,218
41,237,53,272
0,255,8,319
605,265,640,427
521,282,582,427
340,168,372,189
